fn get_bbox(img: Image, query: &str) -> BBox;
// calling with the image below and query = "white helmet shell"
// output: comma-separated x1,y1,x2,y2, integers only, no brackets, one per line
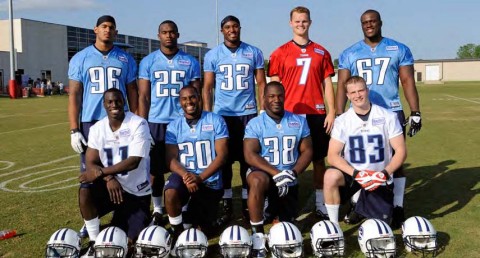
173,228,208,257
219,225,252,257
310,220,345,257
45,228,80,258
402,216,437,255
268,222,303,258
134,225,171,258
358,219,396,258
94,226,128,258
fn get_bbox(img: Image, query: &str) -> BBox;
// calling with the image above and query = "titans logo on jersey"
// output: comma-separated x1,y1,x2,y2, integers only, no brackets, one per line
331,104,403,171
139,50,201,123
68,45,137,122
88,112,151,196
165,111,229,190
204,42,264,116
338,38,414,111
244,112,310,171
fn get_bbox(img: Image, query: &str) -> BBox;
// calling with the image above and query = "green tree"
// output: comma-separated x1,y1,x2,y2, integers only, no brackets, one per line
457,43,480,59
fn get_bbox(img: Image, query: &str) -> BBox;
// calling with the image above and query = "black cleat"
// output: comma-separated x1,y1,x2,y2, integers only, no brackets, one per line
315,210,330,221
344,203,365,224
152,211,168,227
215,198,233,227
391,206,405,229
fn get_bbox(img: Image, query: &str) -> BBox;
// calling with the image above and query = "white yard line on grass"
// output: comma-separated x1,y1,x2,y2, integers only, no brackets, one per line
0,154,77,178
0,122,68,135
444,94,480,104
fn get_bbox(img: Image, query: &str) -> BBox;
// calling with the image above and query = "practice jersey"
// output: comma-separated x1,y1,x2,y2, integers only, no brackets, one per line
203,42,264,116
338,37,414,111
165,111,229,190
331,104,403,171
244,111,310,172
268,41,335,115
88,112,151,196
68,45,137,122
139,50,201,123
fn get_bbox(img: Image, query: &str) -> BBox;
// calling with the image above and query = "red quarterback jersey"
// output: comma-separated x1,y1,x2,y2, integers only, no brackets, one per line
268,41,335,115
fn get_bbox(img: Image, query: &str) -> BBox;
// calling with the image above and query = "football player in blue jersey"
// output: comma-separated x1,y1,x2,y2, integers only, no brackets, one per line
336,9,421,228
244,81,312,257
164,86,228,242
138,20,201,226
67,15,138,247
202,15,267,225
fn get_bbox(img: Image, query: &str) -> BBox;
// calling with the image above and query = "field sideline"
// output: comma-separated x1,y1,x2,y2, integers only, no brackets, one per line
0,82,479,257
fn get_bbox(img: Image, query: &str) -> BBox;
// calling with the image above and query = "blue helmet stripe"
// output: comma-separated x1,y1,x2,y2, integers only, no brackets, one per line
60,228,68,241
323,221,332,235
374,219,383,234
236,225,241,241
229,226,235,241
193,229,198,241
109,227,115,242
286,222,297,241
141,227,148,240
421,217,431,232
414,216,423,232
54,229,63,240
282,223,290,241
148,226,157,241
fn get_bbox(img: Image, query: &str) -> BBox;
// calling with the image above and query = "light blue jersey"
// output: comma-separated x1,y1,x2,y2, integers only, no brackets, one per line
165,111,228,190
139,50,201,123
204,42,264,116
68,45,137,122
338,37,414,111
244,112,310,171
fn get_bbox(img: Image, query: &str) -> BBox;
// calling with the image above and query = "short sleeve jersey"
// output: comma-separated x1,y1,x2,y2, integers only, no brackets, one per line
268,41,335,115
203,42,265,116
165,111,229,190
88,112,151,196
244,111,310,171
138,50,201,123
331,104,403,171
338,37,414,111
68,45,137,122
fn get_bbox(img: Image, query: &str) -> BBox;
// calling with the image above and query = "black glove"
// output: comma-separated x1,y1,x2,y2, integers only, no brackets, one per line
407,111,422,137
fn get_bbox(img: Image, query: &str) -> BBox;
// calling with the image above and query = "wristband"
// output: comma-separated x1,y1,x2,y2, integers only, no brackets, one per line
70,128,80,134
381,169,390,179
410,111,421,116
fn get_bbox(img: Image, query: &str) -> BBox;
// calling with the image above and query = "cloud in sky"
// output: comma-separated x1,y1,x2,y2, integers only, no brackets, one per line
0,0,97,10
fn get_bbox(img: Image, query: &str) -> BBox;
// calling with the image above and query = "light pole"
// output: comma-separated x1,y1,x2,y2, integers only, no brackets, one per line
8,0,17,98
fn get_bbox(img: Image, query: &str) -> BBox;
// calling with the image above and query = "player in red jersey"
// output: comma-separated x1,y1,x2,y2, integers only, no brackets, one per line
268,6,336,220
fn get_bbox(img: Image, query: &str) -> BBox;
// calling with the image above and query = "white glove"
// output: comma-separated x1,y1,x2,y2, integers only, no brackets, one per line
407,111,422,137
272,170,296,187
149,134,155,150
70,131,87,154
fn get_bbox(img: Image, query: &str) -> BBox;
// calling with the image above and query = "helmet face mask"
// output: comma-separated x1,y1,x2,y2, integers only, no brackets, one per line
45,228,81,258
364,237,396,258
45,244,79,258
134,244,169,258
175,245,207,257
404,234,437,253
94,246,125,258
220,244,251,257
271,243,303,258
314,237,345,257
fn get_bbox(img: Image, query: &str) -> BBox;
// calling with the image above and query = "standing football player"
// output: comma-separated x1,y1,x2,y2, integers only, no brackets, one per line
138,20,201,226
164,86,228,242
202,15,267,224
324,76,406,225
268,6,336,220
336,9,420,228
79,88,151,257
67,15,138,246
244,81,312,258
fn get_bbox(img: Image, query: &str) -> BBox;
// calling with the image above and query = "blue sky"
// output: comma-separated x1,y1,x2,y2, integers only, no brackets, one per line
0,0,478,60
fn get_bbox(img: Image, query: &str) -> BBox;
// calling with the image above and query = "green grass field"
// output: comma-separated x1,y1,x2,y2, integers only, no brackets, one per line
0,82,479,257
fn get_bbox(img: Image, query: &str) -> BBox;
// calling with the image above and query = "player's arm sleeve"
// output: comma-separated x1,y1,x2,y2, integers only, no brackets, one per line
165,123,177,145
87,124,101,150
267,49,281,78
128,119,150,158
300,116,311,138
215,115,229,140
329,117,346,144
138,56,150,80
322,50,336,78
388,112,404,139
399,45,415,66
191,58,202,79
254,48,265,70
68,54,82,81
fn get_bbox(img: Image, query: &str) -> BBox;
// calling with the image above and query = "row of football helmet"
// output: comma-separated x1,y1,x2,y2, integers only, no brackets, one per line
45,216,437,257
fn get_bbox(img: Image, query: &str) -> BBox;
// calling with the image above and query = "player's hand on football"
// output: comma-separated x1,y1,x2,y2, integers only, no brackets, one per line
324,112,335,134
70,130,87,154
407,111,422,137
106,177,123,204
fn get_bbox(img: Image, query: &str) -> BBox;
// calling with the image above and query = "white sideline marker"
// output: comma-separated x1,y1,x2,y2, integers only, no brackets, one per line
444,94,480,104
